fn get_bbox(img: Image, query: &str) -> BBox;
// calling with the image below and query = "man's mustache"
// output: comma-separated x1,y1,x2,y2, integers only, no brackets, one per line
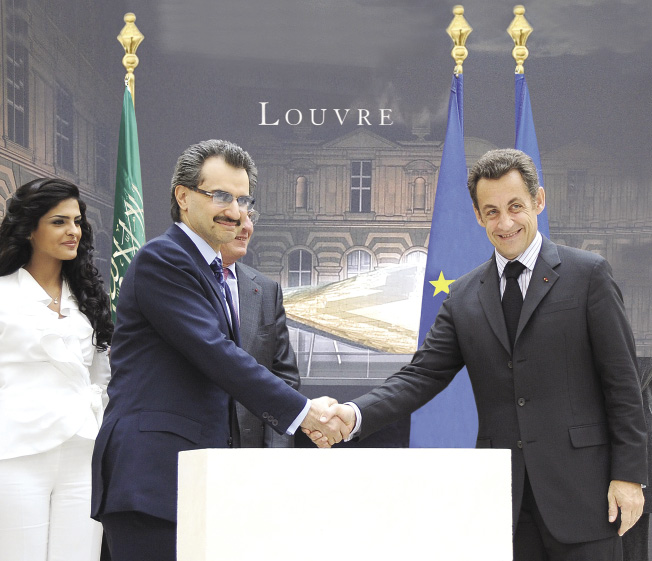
214,216,241,226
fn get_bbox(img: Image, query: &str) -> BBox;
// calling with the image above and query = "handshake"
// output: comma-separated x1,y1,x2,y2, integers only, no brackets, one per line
300,396,357,448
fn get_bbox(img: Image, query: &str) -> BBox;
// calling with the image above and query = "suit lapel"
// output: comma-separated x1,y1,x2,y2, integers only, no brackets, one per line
235,263,262,351
516,237,560,343
166,225,238,341
479,238,562,353
478,257,512,355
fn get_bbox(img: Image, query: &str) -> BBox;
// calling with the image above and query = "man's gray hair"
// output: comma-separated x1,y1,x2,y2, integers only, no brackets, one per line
170,139,257,222
467,149,539,210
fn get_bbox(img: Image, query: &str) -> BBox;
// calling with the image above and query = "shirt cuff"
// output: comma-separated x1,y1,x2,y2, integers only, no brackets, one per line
343,401,362,442
285,399,311,435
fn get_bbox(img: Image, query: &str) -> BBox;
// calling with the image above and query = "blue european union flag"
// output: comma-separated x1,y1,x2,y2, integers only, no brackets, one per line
515,73,550,237
410,74,493,448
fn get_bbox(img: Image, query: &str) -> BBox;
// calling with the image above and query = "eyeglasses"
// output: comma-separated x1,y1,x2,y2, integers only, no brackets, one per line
247,209,260,225
186,186,255,211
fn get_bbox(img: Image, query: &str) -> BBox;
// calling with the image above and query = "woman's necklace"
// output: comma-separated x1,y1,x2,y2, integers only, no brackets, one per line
43,282,62,306
23,266,63,308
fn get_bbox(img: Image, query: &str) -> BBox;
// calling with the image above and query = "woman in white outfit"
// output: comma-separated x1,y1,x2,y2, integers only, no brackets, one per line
0,178,113,561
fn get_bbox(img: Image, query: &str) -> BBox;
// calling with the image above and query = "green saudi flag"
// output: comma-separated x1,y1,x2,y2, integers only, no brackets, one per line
110,87,145,322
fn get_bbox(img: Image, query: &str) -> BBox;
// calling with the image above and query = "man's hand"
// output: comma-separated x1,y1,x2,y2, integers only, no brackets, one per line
607,479,645,536
300,396,348,448
302,403,357,448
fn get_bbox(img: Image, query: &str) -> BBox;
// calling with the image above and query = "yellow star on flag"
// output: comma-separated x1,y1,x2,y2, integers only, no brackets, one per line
429,271,456,296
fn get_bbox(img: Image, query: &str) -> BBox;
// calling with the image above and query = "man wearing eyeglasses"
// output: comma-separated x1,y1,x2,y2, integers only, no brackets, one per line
221,209,301,448
91,139,342,561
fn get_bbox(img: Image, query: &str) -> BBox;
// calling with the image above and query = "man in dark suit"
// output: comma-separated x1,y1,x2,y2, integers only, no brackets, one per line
221,210,300,448
315,149,647,560
91,139,342,561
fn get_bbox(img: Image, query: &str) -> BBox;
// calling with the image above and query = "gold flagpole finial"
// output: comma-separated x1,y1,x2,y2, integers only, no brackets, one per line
507,5,532,74
446,6,472,76
117,13,144,104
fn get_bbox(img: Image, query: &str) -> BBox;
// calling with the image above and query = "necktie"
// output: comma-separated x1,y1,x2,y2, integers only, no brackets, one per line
209,257,240,343
209,256,227,294
222,267,239,325
209,259,241,444
502,260,526,351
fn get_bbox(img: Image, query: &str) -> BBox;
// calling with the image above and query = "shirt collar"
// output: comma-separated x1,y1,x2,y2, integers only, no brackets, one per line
175,222,221,265
18,267,75,311
495,231,542,278
18,267,52,303
225,263,237,280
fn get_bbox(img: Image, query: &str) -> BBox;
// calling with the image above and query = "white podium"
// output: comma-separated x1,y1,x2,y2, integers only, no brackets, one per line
178,448,512,561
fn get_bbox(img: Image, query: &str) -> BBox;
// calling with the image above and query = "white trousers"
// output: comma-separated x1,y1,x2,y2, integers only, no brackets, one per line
0,435,102,561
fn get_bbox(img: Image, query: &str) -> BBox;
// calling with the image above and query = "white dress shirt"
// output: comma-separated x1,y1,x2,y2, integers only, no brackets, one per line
495,231,542,299
0,268,110,460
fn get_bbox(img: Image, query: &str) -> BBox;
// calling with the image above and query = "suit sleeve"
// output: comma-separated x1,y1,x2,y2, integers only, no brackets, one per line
353,291,465,439
587,258,647,485
132,243,307,433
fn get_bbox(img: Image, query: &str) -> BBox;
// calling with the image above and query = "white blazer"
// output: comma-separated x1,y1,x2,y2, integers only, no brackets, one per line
0,268,110,460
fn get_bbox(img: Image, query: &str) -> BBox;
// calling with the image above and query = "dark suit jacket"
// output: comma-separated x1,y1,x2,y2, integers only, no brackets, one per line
354,237,647,544
233,262,300,448
639,357,652,513
91,225,307,523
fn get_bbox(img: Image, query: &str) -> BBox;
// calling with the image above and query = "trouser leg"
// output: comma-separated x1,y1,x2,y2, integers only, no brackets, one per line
48,435,102,561
0,449,55,561
101,511,177,561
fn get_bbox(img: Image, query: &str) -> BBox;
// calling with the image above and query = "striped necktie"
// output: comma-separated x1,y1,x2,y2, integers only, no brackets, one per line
209,257,240,344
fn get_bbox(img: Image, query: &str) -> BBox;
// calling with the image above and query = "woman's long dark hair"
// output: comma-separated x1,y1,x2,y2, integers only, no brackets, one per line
0,178,113,350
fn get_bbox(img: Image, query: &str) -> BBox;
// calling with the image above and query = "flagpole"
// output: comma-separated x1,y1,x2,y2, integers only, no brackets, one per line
507,5,532,74
411,5,488,448
117,13,144,105
509,5,551,236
